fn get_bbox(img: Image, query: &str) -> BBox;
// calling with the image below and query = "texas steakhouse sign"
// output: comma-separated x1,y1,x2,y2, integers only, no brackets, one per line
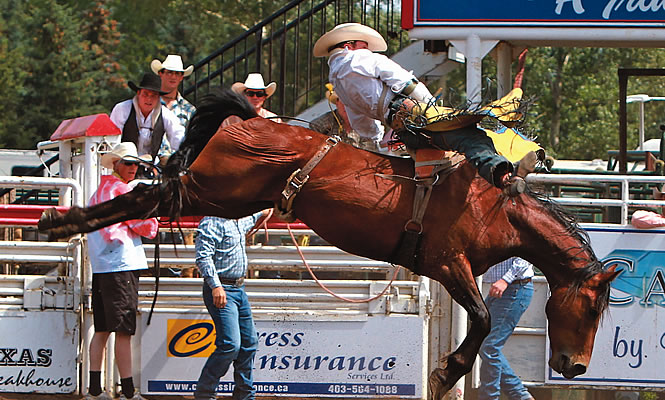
404,0,665,27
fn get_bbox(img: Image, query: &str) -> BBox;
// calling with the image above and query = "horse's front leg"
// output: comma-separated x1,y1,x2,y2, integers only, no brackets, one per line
38,183,161,239
427,255,490,400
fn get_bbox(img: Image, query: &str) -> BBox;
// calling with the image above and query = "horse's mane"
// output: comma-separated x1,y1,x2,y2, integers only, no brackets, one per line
528,188,610,313
159,87,258,223
164,87,258,175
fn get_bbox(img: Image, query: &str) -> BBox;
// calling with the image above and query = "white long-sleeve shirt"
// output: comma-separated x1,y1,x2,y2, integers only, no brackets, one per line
328,48,416,140
110,98,185,156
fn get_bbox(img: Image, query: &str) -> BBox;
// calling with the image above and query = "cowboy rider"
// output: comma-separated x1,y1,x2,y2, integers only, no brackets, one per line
313,23,532,195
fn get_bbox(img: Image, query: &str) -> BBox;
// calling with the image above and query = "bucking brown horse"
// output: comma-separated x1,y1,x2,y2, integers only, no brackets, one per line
39,88,619,399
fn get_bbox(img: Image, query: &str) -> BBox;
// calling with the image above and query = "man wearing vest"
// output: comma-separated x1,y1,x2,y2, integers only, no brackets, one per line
110,73,185,177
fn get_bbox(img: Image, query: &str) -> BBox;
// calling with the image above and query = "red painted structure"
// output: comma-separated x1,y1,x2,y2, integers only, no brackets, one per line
0,205,307,229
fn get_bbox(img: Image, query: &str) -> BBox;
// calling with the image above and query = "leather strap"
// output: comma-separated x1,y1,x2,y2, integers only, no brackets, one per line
377,84,392,127
276,136,340,221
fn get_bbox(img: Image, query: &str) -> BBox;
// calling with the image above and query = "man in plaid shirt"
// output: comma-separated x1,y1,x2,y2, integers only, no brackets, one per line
193,210,270,400
478,257,535,400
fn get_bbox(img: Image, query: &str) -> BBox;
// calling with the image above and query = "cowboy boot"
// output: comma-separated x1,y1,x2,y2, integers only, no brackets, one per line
516,150,538,178
500,173,527,197
500,150,538,197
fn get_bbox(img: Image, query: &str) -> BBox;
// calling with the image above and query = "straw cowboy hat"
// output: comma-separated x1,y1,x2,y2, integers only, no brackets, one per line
231,73,277,98
313,23,387,57
151,54,194,77
128,73,168,95
101,142,152,170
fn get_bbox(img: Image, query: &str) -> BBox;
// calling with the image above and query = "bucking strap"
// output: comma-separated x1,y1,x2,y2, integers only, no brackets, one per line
276,136,340,222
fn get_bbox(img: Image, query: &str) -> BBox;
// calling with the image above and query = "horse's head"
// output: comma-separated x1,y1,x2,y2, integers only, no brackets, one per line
545,264,620,379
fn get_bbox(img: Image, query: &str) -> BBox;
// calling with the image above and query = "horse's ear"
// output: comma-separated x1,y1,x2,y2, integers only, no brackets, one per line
599,264,623,284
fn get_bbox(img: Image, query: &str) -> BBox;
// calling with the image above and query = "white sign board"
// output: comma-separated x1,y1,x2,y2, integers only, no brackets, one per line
546,226,665,387
140,313,426,397
0,311,78,393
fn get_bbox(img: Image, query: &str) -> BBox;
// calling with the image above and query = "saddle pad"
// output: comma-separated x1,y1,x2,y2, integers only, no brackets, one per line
414,148,460,179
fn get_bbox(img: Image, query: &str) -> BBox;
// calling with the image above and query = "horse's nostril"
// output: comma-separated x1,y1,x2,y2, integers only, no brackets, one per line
562,363,587,379
571,363,587,376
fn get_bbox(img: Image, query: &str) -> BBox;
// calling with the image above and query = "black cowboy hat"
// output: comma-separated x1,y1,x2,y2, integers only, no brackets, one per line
128,73,168,95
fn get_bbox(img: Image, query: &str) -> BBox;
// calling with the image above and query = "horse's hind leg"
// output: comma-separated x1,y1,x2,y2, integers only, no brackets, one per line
38,183,161,239
427,255,490,400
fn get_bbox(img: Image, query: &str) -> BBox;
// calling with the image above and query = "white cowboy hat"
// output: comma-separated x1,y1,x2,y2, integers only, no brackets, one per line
151,54,194,77
231,73,277,98
101,142,152,170
313,23,387,57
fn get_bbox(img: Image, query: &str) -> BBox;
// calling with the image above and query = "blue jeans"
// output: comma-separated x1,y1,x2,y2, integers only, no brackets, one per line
478,281,533,400
194,284,258,400
436,126,512,187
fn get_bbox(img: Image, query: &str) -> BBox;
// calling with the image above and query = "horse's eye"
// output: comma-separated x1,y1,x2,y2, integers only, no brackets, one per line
588,308,599,319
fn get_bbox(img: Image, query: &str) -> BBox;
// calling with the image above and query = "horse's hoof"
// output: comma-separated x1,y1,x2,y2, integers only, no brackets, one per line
37,208,61,231
428,367,452,400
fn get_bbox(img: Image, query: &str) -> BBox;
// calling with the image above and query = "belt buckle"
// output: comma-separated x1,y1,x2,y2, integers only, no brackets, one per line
235,277,245,286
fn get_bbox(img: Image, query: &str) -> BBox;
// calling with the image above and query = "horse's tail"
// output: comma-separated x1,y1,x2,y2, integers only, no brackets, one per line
161,87,258,223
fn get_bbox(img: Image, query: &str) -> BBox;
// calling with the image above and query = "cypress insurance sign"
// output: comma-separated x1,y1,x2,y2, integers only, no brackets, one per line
140,314,427,397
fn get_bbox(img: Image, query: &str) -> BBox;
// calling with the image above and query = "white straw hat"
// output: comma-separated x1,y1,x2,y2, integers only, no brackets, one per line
151,55,194,77
313,23,387,57
231,73,277,98
101,142,152,170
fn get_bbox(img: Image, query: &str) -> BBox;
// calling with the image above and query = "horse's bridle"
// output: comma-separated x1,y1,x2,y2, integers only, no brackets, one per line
275,136,340,222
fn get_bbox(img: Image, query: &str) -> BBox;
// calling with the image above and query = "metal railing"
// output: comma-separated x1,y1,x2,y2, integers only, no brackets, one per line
527,173,665,224
183,0,405,117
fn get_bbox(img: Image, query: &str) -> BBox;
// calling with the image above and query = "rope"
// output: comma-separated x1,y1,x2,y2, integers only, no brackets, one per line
286,223,400,303
147,230,160,325
247,208,274,240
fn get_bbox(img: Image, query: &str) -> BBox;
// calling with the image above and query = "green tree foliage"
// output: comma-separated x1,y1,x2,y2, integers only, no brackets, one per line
0,0,121,148
0,0,294,149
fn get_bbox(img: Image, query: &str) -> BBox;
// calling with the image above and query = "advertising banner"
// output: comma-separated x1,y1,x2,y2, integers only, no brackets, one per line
0,311,78,393
141,314,426,397
546,226,665,387
409,0,665,27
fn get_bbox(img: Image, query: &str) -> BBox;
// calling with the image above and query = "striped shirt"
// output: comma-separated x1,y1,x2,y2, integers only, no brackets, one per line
483,257,534,284
161,92,196,128
195,213,263,289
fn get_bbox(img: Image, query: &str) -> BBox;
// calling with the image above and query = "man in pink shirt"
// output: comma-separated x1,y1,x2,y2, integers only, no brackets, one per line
84,143,157,400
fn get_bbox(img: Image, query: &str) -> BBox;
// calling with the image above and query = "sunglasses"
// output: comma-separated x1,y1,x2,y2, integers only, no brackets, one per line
121,160,140,166
245,90,267,98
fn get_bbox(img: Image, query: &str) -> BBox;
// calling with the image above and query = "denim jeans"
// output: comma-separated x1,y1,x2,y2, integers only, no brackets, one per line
478,281,533,400
194,284,258,400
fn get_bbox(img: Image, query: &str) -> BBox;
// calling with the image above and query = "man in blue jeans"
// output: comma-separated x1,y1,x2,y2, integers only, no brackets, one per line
193,210,269,400
479,257,535,400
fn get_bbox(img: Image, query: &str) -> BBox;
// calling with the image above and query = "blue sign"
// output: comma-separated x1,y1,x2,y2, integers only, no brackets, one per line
413,0,665,26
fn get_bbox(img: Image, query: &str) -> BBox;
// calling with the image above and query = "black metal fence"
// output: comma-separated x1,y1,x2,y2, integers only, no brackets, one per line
183,0,405,117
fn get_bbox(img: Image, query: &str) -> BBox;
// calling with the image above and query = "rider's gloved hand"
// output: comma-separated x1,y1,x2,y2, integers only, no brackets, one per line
409,82,434,104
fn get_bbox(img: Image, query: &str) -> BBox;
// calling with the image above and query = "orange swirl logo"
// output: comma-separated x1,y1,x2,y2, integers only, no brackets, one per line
167,319,216,358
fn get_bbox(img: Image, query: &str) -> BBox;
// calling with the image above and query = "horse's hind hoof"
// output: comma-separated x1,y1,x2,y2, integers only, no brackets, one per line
428,367,452,400
37,207,62,231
